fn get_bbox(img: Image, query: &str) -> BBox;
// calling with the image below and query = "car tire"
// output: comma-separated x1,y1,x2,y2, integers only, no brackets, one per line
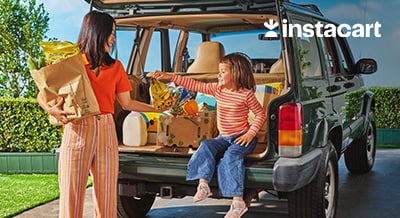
287,144,338,218
344,111,376,174
117,193,156,218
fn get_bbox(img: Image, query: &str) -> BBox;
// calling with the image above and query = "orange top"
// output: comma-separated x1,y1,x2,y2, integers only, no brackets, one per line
82,54,132,114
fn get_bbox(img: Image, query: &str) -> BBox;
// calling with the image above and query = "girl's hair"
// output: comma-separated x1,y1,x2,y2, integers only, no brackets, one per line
77,11,115,69
220,53,256,92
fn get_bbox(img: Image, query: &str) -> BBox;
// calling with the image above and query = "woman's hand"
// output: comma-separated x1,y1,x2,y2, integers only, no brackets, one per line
234,132,254,147
48,98,75,124
37,94,74,124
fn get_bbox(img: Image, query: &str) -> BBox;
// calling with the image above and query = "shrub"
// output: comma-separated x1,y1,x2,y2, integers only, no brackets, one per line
0,98,62,152
1,87,399,152
369,87,400,128
345,87,400,129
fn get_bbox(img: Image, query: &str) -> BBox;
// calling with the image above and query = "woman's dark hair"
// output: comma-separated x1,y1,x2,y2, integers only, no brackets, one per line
77,11,115,69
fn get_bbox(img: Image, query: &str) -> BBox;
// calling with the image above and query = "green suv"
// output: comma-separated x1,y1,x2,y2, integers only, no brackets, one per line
86,1,377,217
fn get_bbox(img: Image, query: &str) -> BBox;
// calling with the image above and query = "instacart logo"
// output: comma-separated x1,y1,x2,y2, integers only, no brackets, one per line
264,19,382,38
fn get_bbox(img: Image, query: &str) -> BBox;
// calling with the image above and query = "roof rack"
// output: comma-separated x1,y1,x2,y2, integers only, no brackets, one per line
301,4,322,14
296,3,323,16
86,0,277,16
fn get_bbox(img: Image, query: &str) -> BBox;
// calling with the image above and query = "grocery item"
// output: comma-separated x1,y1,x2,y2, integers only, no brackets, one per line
40,41,80,64
149,79,173,110
122,112,148,146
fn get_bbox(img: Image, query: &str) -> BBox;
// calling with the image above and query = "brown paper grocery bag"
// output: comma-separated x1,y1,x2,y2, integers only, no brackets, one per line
31,54,100,125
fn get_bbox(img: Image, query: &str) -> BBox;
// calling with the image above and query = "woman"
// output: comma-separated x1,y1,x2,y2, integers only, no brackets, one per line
37,11,159,218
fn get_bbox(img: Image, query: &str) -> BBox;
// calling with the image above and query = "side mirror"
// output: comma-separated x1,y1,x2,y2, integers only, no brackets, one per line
356,58,377,74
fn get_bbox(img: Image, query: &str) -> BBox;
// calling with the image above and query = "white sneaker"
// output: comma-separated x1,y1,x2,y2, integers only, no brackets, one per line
193,183,212,202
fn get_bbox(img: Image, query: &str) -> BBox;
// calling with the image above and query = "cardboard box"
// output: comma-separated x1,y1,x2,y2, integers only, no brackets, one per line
147,132,158,145
157,111,217,148
254,83,282,109
248,83,282,142
140,112,169,144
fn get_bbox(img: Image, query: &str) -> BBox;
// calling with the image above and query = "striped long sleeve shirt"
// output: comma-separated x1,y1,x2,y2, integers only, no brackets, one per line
172,74,266,137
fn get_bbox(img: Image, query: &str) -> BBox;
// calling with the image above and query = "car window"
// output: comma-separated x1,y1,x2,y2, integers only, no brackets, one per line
291,19,322,78
332,37,351,73
113,28,136,69
318,37,335,75
145,30,162,72
186,33,203,61
210,30,281,58
316,20,353,75
296,35,322,78
210,30,281,73
143,29,185,73
180,32,202,72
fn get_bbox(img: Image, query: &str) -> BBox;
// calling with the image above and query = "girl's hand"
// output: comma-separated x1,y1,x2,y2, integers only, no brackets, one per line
153,71,173,81
234,132,254,147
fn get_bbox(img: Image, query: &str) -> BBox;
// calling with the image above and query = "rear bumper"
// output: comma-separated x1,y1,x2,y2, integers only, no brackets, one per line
118,153,276,197
118,154,189,183
273,148,324,192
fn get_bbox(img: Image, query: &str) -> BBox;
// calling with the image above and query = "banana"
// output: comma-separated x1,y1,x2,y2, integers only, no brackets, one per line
150,79,172,110
40,41,80,64
150,79,167,95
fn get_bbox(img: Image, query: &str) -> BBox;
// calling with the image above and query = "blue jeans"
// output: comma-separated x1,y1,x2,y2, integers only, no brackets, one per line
186,134,257,197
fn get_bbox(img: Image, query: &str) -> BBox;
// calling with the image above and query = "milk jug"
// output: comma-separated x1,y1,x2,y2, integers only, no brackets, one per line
122,111,148,146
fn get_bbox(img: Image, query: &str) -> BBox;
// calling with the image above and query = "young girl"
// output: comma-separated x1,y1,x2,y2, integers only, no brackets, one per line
153,52,266,218
37,11,160,217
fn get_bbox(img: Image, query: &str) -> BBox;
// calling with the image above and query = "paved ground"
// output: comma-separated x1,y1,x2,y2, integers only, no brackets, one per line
14,148,400,218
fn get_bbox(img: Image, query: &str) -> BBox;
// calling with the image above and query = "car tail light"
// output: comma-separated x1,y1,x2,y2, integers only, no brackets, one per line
278,103,303,157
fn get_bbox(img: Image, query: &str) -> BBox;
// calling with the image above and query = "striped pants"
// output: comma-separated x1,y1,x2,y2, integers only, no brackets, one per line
58,114,118,218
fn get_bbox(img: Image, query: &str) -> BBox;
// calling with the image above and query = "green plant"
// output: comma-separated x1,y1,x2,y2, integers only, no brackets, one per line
0,174,93,217
345,87,400,129
369,87,400,128
0,174,59,218
344,89,365,120
0,0,49,98
1,86,398,153
0,98,62,152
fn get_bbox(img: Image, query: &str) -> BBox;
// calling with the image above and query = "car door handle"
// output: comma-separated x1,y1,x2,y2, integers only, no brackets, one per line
327,85,341,92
